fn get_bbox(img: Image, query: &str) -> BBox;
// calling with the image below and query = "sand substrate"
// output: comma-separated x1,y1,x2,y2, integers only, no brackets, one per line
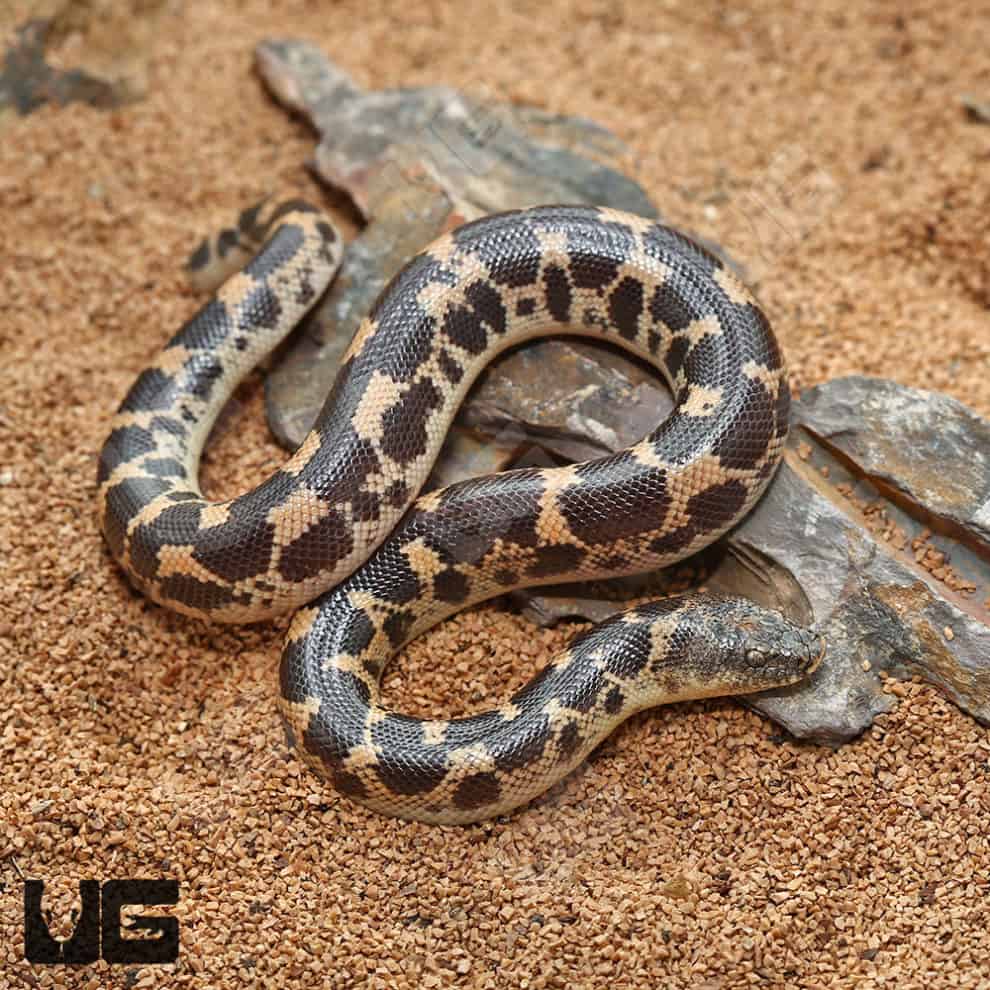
2,1,989,987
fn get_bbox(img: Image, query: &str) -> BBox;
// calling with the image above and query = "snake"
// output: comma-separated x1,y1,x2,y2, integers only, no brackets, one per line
97,199,824,824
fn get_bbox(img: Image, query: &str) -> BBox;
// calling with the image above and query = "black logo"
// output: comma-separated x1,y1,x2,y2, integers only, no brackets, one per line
23,879,179,965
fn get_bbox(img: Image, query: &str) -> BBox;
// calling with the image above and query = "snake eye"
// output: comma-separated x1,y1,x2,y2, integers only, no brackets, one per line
745,648,765,667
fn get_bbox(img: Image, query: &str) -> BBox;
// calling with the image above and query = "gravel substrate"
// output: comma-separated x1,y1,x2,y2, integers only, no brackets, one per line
1,1,988,987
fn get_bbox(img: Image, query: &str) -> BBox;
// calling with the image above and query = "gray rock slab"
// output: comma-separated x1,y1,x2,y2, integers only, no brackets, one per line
254,38,659,223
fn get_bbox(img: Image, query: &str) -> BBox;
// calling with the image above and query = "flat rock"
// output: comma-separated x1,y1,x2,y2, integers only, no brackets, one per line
0,5,162,120
795,375,990,547
0,20,126,116
254,38,658,224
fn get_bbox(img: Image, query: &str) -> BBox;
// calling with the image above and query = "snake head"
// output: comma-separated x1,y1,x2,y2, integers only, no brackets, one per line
716,596,825,692
646,594,825,700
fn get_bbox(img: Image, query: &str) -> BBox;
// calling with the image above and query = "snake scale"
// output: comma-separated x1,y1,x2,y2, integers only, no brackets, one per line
98,200,823,824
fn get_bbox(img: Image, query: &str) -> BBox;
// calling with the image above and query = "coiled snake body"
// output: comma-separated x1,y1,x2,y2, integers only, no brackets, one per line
98,202,822,824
